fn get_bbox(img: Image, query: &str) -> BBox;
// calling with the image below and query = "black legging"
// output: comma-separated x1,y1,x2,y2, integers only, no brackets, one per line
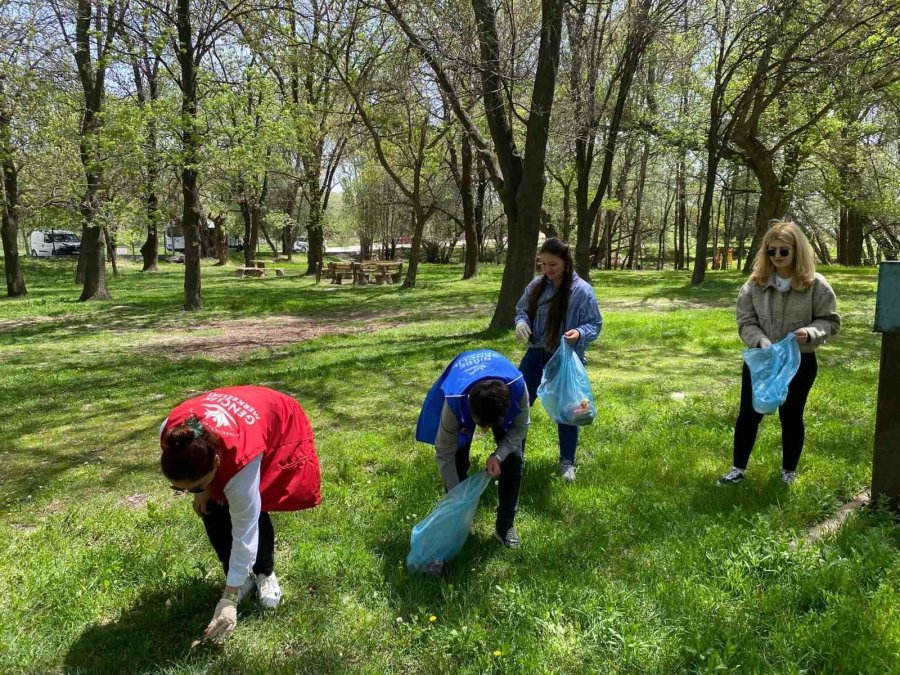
733,352,818,472
454,425,524,535
202,499,275,579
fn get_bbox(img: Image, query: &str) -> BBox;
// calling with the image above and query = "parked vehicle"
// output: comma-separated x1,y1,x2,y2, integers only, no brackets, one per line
293,240,309,253
30,230,81,257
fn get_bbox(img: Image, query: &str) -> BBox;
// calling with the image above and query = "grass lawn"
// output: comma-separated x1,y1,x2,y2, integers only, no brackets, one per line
0,257,896,674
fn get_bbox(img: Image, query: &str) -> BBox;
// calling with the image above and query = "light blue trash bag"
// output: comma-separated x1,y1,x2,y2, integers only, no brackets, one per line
742,333,801,414
407,470,492,574
537,340,596,426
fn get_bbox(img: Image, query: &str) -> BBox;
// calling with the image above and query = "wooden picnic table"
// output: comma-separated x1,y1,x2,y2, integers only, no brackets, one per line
353,260,403,285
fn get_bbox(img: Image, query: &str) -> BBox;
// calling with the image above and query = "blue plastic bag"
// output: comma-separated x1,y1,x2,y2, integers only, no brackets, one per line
536,340,596,426
742,333,801,414
407,471,492,574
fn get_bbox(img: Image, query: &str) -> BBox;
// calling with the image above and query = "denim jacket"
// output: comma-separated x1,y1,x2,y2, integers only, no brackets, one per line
514,272,602,361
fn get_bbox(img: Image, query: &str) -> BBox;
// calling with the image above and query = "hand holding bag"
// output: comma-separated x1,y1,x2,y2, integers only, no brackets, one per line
537,340,597,426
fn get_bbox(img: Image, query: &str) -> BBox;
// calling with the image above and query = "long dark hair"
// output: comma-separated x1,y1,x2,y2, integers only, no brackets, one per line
160,414,223,482
527,237,574,349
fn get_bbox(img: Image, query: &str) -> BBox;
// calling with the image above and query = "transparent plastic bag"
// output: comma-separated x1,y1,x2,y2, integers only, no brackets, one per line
537,340,596,426
742,333,801,414
407,471,492,574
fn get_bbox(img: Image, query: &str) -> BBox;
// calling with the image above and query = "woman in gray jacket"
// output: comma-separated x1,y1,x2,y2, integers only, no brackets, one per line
718,221,841,486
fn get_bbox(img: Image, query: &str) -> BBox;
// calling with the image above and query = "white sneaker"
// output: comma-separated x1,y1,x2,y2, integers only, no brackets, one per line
237,574,256,602
717,467,745,486
559,461,576,482
256,572,282,609
781,470,797,485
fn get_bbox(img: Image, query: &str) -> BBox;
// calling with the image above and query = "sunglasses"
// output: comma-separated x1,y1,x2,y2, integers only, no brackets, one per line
170,484,206,494
766,247,792,258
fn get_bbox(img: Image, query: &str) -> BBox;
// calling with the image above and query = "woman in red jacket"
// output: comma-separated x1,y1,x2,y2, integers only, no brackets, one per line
160,386,321,643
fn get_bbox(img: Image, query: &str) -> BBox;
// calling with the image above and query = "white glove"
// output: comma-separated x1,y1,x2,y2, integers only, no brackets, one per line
515,322,532,341
758,337,772,349
204,598,237,643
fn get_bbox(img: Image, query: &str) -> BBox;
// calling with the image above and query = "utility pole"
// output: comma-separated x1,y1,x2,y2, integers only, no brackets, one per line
872,261,900,509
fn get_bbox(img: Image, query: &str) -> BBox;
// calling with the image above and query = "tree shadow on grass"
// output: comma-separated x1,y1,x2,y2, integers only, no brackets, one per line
63,581,219,674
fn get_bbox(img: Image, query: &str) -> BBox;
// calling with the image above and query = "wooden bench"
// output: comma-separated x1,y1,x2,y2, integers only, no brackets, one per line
379,260,403,284
234,267,284,278
353,260,403,285
328,261,355,284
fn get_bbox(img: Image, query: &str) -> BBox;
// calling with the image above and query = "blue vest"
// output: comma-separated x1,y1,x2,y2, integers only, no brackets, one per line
416,349,526,448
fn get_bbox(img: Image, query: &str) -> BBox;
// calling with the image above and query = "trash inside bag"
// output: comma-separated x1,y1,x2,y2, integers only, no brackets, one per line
537,340,597,426
742,333,801,414
407,471,492,574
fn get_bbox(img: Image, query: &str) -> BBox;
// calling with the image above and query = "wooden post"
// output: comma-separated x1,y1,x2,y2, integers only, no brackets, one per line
872,261,900,509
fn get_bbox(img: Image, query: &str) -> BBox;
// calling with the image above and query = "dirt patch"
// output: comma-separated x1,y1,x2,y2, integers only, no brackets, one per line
139,313,404,361
0,315,68,331
123,493,151,509
603,298,732,310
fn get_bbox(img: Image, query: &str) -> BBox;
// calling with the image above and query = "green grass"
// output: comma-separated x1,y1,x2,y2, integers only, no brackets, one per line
0,257,897,674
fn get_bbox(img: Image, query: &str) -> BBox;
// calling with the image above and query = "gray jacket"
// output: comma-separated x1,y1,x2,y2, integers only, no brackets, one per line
736,272,840,353
434,392,530,492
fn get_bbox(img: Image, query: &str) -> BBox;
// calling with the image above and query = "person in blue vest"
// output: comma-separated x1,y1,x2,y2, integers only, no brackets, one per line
515,237,602,482
416,349,530,548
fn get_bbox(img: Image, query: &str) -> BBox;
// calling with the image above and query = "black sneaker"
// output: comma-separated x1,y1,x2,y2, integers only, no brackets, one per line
493,526,521,549
717,468,745,485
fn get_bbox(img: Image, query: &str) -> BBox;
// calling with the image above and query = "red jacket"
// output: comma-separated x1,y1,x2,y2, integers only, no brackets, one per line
163,386,321,512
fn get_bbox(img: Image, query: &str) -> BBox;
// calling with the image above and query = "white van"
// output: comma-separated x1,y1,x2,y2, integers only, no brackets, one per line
30,230,81,257
164,234,185,252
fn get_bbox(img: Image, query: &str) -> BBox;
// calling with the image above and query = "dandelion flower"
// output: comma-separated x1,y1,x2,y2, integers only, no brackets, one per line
493,650,502,657
429,615,437,622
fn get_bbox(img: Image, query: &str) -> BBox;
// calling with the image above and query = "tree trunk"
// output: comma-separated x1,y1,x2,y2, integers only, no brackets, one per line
1,148,26,296
104,225,118,277
402,205,429,289
140,184,160,271
139,94,160,272
460,135,478,279
181,164,203,310
212,213,228,265
575,3,650,279
303,156,325,275
809,223,832,265
473,0,565,329
742,180,783,274
260,218,278,257
78,223,110,301
846,205,866,265
675,153,686,270
177,0,202,310
691,117,721,283
240,200,260,268
474,159,487,261
628,142,649,269
658,181,674,270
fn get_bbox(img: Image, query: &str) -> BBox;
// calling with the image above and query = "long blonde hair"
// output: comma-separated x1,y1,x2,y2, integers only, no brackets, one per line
750,221,816,289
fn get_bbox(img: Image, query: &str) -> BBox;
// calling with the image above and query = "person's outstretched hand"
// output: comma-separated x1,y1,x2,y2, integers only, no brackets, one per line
203,598,237,644
515,322,532,341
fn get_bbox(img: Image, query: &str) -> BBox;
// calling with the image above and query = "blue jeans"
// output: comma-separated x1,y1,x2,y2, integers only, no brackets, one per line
519,347,579,463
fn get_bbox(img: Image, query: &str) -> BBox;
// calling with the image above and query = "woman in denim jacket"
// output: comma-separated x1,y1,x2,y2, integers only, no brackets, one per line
718,221,840,486
514,238,602,482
